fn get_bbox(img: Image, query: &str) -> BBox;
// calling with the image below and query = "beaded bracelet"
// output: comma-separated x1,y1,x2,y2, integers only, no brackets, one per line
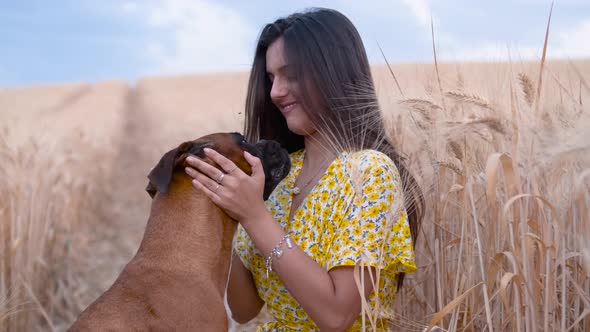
265,234,293,277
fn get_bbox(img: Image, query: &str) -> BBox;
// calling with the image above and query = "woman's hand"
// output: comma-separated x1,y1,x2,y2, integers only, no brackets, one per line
184,148,268,224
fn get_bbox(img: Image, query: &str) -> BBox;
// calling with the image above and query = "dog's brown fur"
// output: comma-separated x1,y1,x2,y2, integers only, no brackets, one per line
69,132,290,331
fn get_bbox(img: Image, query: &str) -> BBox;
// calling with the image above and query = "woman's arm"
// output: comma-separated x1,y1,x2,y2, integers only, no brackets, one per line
226,253,264,323
241,210,375,331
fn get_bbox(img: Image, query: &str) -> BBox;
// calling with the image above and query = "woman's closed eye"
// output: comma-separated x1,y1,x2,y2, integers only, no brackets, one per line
283,68,297,82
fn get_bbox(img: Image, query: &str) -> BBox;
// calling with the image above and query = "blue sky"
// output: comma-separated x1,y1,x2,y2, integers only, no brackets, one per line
1,0,589,87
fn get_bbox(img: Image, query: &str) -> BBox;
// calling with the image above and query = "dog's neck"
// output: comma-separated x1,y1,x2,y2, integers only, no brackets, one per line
135,171,237,289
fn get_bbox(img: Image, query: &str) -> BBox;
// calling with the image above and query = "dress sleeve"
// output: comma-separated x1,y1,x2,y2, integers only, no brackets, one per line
324,151,416,274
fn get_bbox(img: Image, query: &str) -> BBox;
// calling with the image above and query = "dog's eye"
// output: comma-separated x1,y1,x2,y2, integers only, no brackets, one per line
270,166,285,179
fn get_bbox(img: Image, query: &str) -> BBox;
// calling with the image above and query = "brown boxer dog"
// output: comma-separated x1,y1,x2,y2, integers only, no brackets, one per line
69,132,290,331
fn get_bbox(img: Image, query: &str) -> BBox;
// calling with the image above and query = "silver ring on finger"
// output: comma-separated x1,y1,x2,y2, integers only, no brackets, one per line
228,166,238,174
216,172,225,184
214,183,220,193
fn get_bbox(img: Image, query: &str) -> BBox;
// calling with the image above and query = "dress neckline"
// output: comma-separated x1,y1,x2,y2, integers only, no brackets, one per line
285,149,339,225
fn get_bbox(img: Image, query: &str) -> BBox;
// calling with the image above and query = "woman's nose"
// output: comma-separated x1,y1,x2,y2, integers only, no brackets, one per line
270,77,287,99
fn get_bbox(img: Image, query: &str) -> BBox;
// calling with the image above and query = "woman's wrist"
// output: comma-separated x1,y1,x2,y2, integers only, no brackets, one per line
239,203,271,228
239,207,289,261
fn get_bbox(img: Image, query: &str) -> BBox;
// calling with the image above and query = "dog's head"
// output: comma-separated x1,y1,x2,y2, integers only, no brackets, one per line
146,132,290,200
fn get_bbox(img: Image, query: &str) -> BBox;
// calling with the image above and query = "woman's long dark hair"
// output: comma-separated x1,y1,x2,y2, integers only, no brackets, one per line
244,8,424,290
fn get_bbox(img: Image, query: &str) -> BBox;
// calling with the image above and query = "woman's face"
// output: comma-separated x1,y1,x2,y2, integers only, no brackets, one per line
266,37,316,136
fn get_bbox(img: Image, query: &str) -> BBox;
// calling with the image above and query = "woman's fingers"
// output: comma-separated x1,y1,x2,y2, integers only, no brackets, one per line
185,148,243,184
183,148,265,222
185,155,223,180
190,176,222,203
203,148,242,175
189,168,220,192
244,151,264,181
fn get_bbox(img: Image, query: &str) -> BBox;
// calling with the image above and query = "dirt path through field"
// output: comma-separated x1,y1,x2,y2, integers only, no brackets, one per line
100,86,153,256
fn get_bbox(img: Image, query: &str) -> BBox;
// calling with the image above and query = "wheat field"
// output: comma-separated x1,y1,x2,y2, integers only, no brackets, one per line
1,59,589,331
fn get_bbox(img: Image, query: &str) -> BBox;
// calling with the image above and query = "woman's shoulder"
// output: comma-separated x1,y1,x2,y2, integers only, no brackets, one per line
341,149,398,173
334,149,402,191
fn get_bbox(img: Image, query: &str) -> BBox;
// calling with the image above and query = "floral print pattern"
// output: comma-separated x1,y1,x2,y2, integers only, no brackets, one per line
234,149,416,331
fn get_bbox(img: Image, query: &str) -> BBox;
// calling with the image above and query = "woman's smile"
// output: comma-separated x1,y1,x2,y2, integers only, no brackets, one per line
278,101,299,115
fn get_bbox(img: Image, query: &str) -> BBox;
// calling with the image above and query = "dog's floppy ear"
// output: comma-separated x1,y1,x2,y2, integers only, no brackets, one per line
146,142,192,198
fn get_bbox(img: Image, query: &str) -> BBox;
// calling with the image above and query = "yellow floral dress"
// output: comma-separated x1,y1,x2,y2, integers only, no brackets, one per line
234,149,416,331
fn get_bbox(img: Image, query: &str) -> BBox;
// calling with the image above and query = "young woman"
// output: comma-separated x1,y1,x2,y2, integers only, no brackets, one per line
185,8,424,331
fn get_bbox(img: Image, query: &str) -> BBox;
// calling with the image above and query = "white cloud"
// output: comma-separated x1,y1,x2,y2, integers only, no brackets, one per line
122,0,257,75
440,42,539,62
399,0,432,28
342,0,434,30
121,2,139,14
439,17,590,61
552,18,590,58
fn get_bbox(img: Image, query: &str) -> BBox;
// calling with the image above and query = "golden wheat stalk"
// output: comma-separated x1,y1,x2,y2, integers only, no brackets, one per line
518,73,535,107
445,91,495,111
447,141,464,161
